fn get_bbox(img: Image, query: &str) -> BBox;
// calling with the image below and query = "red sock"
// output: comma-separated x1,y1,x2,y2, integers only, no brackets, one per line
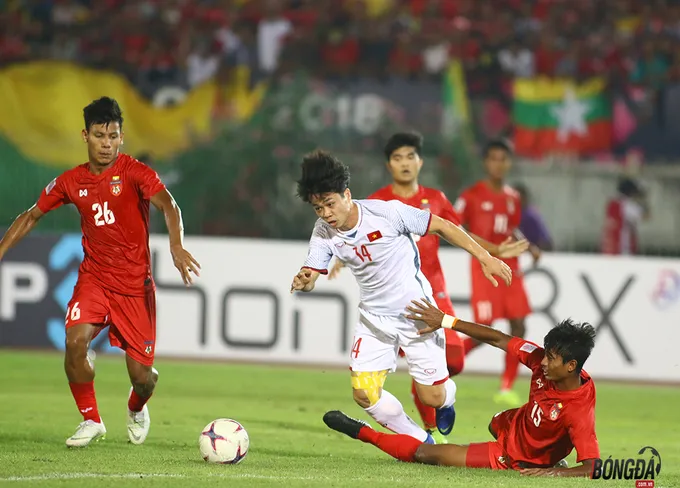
128,389,152,412
358,426,422,462
463,337,479,355
411,379,436,430
501,350,520,390
446,344,465,376
69,381,101,423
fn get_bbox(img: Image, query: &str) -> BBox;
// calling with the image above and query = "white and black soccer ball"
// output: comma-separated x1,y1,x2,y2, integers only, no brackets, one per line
198,419,249,464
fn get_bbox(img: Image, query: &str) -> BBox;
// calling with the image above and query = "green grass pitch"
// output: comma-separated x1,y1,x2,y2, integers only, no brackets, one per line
0,351,677,487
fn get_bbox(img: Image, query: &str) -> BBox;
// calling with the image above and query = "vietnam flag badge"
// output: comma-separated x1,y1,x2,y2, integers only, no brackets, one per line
367,230,383,242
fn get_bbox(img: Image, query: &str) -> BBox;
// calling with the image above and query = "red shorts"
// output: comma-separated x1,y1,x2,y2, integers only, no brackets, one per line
66,278,157,366
465,408,518,470
471,272,531,324
466,441,509,470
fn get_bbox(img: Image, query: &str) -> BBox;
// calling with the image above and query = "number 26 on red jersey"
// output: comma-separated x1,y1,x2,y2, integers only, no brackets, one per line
92,202,116,226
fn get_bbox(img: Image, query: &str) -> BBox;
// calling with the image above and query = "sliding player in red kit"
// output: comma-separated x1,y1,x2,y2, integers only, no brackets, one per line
329,132,527,442
324,299,599,478
455,140,541,407
0,97,200,447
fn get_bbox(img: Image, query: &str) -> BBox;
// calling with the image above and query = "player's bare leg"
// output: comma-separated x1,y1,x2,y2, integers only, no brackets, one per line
413,380,457,436
411,337,464,443
495,317,525,407
64,323,106,447
126,354,158,444
323,410,467,465
414,443,469,466
351,371,433,443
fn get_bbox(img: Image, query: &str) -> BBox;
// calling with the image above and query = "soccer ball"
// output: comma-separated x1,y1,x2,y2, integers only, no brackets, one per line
198,419,249,464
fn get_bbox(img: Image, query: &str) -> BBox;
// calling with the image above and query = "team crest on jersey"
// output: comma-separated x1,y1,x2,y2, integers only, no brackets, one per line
507,198,515,214
420,199,431,211
550,402,563,420
110,175,122,196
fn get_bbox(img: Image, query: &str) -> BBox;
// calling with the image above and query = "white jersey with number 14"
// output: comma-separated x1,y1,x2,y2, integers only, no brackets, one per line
303,199,435,317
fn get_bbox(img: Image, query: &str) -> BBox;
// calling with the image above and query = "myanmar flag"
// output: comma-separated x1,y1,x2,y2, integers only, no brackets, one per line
512,77,612,157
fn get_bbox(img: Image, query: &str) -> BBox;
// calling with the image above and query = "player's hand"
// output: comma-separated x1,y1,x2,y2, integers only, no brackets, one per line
171,245,201,286
405,299,445,335
496,237,530,259
328,259,345,280
479,254,512,287
519,468,560,477
290,268,313,293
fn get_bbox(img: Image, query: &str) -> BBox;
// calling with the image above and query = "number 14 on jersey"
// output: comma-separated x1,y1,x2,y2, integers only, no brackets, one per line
353,245,372,263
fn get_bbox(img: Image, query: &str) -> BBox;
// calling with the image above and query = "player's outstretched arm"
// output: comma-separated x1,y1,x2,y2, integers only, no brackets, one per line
405,299,513,352
150,189,201,286
471,234,530,259
520,459,595,478
428,215,512,286
0,205,44,260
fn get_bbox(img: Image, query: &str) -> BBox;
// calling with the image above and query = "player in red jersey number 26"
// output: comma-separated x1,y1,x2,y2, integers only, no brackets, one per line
0,97,200,448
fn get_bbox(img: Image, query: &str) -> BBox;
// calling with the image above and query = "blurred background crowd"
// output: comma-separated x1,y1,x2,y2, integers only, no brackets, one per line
1,0,679,255
3,0,680,107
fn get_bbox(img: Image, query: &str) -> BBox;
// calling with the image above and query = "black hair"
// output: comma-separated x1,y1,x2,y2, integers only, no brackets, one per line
543,319,596,373
384,131,423,161
83,97,123,131
483,139,512,159
296,150,351,203
617,177,642,198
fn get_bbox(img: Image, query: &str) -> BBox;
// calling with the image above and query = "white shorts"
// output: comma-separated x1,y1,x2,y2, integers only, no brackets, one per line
349,307,448,385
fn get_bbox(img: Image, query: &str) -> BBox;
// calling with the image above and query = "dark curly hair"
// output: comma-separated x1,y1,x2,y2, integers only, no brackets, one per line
83,97,123,131
544,318,597,373
296,150,351,203
383,131,424,161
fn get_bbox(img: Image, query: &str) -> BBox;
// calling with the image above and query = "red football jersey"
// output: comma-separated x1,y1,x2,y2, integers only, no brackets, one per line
455,181,522,272
368,185,460,297
36,154,166,296
498,337,600,468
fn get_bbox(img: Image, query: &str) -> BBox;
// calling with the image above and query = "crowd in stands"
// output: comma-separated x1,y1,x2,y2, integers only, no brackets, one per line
1,0,679,97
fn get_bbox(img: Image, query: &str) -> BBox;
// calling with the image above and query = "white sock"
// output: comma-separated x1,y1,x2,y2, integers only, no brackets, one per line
441,379,457,408
365,390,428,442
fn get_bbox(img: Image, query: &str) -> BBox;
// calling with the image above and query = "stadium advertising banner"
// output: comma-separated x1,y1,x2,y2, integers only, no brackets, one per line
1,235,679,382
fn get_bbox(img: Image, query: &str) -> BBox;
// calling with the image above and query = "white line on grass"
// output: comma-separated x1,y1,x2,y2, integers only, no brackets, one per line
0,473,409,483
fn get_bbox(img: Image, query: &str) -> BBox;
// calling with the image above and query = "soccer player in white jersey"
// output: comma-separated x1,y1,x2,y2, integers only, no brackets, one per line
290,150,514,443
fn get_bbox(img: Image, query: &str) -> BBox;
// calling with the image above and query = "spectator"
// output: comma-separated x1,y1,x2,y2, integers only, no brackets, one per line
601,177,651,255
498,38,535,78
256,0,292,75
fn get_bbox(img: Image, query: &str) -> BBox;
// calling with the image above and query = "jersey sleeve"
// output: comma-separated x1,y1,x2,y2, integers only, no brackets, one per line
302,221,333,274
567,409,600,462
132,162,166,200
36,175,70,214
367,189,385,200
388,200,432,236
453,188,472,226
437,191,461,226
507,337,544,373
